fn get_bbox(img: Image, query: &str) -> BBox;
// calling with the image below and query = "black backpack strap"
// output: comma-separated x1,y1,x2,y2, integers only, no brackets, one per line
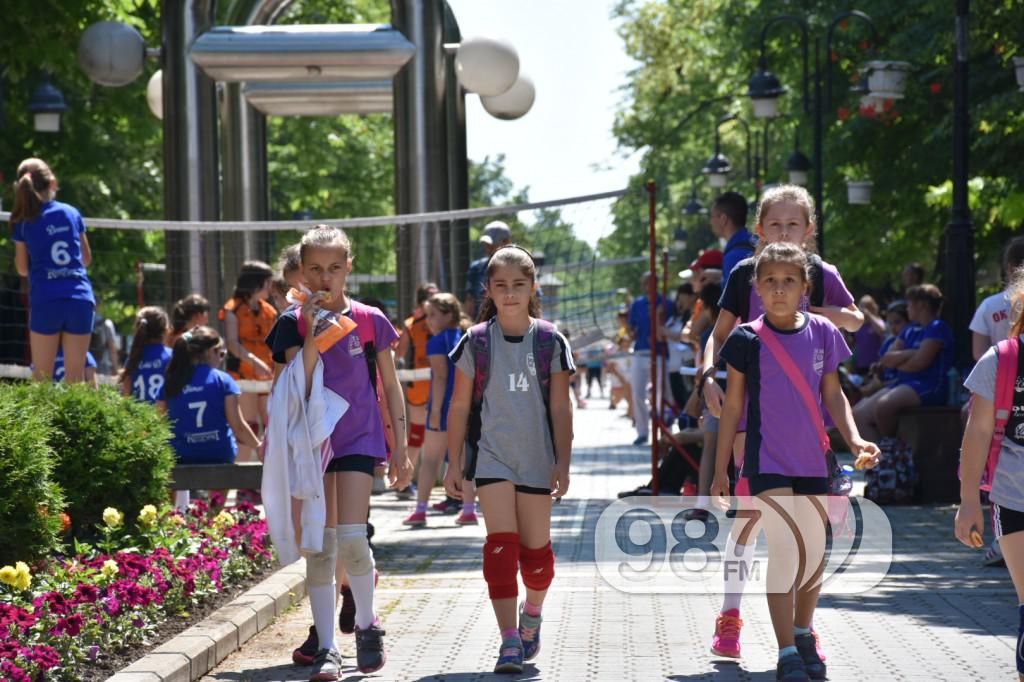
808,254,825,308
735,260,755,322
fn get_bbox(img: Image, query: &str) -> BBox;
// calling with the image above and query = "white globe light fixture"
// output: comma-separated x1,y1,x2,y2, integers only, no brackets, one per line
455,36,519,97
146,70,163,120
78,21,146,87
480,74,535,121
1013,56,1024,93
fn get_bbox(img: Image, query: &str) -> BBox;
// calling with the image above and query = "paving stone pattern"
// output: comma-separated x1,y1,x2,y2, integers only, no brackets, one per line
199,403,1015,682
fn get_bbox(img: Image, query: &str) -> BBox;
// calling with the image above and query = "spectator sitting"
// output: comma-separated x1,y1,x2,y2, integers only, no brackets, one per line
858,301,911,398
853,285,953,440
902,262,925,291
852,294,886,376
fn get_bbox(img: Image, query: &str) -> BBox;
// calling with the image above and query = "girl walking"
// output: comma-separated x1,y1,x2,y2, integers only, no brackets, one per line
444,245,574,674
711,242,879,681
121,306,172,403
700,185,864,660
267,225,411,681
956,270,1024,681
404,292,478,527
11,158,95,383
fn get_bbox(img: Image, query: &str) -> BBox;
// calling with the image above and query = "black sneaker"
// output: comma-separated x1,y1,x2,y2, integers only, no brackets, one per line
683,508,709,522
618,486,653,498
309,647,343,681
395,485,415,500
292,625,318,666
355,622,387,673
794,633,826,680
338,586,356,634
776,652,810,681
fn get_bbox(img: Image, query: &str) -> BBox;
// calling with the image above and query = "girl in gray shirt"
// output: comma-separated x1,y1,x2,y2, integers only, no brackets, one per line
445,245,574,675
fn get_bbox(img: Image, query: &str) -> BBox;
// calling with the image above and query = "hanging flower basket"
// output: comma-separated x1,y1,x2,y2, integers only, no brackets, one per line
865,61,912,99
847,180,874,205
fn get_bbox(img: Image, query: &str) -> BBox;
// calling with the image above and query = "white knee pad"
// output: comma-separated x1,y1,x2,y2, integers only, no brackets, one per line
336,524,374,577
306,528,338,587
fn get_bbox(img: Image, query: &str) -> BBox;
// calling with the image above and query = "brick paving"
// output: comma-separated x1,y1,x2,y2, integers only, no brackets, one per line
199,402,1016,681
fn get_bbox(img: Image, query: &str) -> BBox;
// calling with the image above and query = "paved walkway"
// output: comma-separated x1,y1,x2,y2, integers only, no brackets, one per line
200,402,1016,681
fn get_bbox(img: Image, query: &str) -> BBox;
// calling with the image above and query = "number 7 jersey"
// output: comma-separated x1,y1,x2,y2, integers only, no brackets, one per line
12,200,95,305
157,364,242,464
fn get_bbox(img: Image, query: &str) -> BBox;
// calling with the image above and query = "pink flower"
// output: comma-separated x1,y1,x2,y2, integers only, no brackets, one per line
75,583,100,603
11,608,36,631
103,595,121,616
0,660,30,682
0,642,20,660
25,644,60,670
929,82,941,94
51,613,84,637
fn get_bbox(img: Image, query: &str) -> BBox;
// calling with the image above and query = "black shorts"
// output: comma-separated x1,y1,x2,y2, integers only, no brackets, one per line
475,478,551,495
586,366,602,381
994,504,1024,539
746,473,829,497
324,455,381,477
669,372,689,407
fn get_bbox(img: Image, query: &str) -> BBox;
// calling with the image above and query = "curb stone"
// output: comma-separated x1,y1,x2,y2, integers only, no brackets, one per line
106,562,305,681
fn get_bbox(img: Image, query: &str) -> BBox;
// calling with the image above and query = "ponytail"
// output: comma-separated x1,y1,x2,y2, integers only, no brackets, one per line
10,158,55,224
163,326,220,399
121,306,170,383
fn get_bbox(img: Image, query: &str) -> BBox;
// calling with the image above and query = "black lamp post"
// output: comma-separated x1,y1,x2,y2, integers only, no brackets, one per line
746,12,883,256
703,113,755,190
27,74,69,133
785,129,813,186
946,0,974,372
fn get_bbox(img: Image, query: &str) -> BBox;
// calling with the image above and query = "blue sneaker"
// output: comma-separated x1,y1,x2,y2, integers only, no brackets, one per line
518,603,542,661
494,636,524,674
776,652,810,681
794,633,826,680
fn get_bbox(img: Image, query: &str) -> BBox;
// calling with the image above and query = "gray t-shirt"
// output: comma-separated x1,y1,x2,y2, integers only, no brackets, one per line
452,319,574,489
965,338,1024,511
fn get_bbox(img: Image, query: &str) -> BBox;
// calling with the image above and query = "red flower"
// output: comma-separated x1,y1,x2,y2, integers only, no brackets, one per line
859,105,877,119
11,609,36,631
839,19,850,30
51,614,84,637
859,40,871,51
25,645,60,670
830,50,840,62
882,99,894,112
60,512,72,533
75,583,100,603
837,107,850,121
929,82,941,94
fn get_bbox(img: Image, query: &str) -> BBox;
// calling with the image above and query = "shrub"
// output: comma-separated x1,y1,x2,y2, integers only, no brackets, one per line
0,386,64,564
12,384,175,539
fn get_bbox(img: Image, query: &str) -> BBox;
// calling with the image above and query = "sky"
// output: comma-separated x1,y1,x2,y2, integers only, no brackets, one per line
447,0,642,244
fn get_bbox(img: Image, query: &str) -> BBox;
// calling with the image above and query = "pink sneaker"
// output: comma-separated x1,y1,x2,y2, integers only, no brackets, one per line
710,608,742,658
812,628,826,662
455,511,479,525
402,511,426,527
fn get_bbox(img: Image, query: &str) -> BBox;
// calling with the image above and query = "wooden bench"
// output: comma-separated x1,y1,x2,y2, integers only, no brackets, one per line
170,462,263,490
896,406,963,504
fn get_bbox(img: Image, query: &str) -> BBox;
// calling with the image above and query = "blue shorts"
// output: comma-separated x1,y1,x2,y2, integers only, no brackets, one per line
426,405,448,432
30,299,95,335
894,379,945,406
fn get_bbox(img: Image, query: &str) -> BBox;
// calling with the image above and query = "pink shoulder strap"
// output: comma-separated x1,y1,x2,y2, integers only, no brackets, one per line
984,337,1019,490
750,318,830,453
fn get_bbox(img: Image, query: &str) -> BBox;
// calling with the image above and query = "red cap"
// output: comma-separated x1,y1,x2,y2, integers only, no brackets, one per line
690,249,724,271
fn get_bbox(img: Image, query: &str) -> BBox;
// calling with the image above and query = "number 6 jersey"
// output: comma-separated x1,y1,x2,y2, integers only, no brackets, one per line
12,200,94,305
452,319,574,489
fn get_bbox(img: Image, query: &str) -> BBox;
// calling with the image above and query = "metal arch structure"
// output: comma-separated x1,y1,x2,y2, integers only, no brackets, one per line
160,0,470,317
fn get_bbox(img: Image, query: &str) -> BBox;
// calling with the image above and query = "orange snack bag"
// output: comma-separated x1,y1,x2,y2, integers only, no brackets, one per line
287,287,357,353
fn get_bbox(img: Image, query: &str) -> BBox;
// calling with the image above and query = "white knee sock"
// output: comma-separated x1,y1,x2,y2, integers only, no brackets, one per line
309,584,336,651
722,535,757,613
349,560,377,630
337,524,377,630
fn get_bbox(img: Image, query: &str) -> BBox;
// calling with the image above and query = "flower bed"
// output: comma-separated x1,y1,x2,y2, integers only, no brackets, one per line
0,500,273,681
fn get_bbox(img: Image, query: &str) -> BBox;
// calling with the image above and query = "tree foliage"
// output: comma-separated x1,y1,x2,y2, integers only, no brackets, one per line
609,0,1024,298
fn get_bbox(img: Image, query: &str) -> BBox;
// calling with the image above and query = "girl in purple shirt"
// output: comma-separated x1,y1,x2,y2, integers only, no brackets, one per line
712,243,879,681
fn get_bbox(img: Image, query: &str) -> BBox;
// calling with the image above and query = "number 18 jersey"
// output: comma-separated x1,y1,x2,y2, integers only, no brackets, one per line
12,201,95,305
157,364,241,464
129,344,172,403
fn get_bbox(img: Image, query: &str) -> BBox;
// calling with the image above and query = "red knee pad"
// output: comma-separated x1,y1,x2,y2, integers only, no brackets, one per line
519,542,555,592
408,422,425,448
483,533,520,600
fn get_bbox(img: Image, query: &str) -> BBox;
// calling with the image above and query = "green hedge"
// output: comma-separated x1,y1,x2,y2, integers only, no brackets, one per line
0,388,64,564
0,383,176,543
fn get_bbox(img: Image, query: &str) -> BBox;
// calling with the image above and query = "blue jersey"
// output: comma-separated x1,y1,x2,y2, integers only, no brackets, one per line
12,201,95,305
426,327,463,431
52,350,97,382
158,364,241,464
129,344,172,403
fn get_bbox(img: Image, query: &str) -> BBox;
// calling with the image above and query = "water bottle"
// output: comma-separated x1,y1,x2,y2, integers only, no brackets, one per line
947,367,962,406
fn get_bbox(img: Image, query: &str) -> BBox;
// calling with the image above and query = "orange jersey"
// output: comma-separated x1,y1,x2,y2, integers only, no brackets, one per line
402,312,432,405
219,297,277,380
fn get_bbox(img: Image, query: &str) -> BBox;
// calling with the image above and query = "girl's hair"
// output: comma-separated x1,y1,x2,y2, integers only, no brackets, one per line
754,184,818,253
300,225,352,262
427,292,471,331
270,275,289,299
885,300,909,320
164,326,221,399
700,283,722,317
478,245,541,322
171,294,210,335
121,306,170,382
417,282,439,305
11,158,55,223
232,260,274,301
905,284,944,315
1007,266,1024,339
753,241,812,282
277,244,302,277
1003,237,1024,282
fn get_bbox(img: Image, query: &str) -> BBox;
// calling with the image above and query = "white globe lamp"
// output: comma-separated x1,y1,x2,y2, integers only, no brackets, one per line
455,36,519,96
146,70,163,120
480,74,535,120
78,21,146,87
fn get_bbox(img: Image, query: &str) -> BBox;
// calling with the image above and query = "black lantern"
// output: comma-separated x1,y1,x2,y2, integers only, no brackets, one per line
28,75,68,133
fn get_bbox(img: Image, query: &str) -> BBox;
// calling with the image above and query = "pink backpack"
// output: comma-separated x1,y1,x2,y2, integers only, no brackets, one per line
978,337,1019,491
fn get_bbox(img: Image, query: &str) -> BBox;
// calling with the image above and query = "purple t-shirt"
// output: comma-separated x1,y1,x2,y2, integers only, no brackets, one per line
268,300,399,460
720,313,851,478
853,323,883,371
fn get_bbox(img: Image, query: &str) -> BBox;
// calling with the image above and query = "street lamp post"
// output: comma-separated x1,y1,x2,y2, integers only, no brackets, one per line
746,11,887,256
702,113,755,190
